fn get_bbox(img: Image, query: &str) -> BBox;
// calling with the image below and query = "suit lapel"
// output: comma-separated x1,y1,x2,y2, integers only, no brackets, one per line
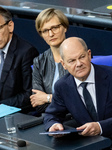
63,65,109,124
65,75,93,124
94,65,109,120
1,51,14,82
0,34,17,92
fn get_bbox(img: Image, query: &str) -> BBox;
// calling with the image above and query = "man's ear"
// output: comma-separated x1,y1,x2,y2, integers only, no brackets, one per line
88,49,92,61
64,27,67,34
60,58,67,70
8,20,14,33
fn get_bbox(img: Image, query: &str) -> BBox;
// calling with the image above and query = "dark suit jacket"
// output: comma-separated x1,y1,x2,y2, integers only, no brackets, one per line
0,34,39,108
44,64,112,137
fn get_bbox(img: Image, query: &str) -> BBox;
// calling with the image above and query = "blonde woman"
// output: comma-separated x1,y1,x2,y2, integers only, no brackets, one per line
30,8,69,115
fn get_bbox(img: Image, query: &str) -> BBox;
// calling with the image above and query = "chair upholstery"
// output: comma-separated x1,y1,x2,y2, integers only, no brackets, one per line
91,55,112,66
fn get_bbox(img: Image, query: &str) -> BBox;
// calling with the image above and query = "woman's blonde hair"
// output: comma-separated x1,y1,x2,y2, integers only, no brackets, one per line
35,8,69,36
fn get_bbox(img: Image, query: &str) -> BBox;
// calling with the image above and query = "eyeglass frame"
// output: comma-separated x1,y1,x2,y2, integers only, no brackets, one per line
40,24,62,36
0,20,11,30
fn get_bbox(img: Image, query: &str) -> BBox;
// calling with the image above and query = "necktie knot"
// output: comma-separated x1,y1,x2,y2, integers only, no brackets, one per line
0,51,4,60
81,82,88,88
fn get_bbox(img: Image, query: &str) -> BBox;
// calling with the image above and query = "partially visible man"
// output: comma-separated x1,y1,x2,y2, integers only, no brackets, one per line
44,37,112,138
0,7,39,109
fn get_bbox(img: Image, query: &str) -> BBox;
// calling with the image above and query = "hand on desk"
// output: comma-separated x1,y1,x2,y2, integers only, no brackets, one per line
77,122,101,136
48,122,101,138
49,123,64,138
30,89,52,107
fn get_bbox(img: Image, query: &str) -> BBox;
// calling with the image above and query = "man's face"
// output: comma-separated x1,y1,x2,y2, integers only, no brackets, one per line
0,15,14,49
61,40,91,81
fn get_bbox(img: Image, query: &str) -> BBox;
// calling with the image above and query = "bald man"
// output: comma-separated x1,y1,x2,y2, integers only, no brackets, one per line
44,37,112,138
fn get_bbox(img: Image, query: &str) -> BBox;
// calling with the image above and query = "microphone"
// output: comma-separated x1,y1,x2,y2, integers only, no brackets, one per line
0,135,26,147
17,140,26,147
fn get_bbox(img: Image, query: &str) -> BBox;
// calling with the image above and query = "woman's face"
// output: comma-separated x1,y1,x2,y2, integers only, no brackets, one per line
41,15,67,48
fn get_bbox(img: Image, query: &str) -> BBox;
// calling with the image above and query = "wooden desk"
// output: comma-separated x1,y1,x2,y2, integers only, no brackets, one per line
0,113,111,150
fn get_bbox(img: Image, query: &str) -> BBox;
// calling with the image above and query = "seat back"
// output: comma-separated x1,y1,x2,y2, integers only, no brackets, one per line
91,55,112,66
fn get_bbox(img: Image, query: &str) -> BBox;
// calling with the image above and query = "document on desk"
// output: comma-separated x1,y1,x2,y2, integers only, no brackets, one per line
0,104,21,118
40,128,83,135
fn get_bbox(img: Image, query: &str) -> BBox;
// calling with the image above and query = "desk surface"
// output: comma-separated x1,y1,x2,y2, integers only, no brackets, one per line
0,0,112,13
0,113,111,150
1,0,112,29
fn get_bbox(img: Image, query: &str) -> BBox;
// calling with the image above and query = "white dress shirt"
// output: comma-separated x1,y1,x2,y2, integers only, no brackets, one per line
74,64,102,134
75,64,97,111
0,39,11,64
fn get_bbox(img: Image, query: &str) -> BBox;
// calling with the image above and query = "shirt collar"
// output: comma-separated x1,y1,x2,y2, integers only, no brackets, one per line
75,64,95,88
0,39,12,55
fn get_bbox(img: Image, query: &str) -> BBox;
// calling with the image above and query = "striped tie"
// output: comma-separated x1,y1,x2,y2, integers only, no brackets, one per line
0,51,4,79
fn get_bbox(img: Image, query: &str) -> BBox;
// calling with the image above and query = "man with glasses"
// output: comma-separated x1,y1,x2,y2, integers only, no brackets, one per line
0,7,39,110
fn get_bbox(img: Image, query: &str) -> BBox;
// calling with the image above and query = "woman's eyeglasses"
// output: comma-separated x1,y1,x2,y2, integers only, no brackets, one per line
40,24,62,36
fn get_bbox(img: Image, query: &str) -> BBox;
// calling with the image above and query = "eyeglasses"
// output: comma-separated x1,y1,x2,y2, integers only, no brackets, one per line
40,24,62,36
0,20,10,30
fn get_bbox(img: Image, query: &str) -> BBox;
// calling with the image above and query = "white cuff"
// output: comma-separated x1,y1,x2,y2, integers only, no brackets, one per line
97,122,102,135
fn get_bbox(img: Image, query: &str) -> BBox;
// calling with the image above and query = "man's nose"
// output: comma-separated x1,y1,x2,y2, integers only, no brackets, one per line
76,60,82,66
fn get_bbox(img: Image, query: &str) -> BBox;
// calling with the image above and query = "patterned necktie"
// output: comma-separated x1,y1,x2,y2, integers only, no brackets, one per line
81,82,98,121
0,51,4,79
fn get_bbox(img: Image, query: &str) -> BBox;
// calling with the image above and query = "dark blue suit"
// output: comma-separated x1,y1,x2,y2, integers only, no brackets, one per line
0,34,39,108
44,64,112,137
